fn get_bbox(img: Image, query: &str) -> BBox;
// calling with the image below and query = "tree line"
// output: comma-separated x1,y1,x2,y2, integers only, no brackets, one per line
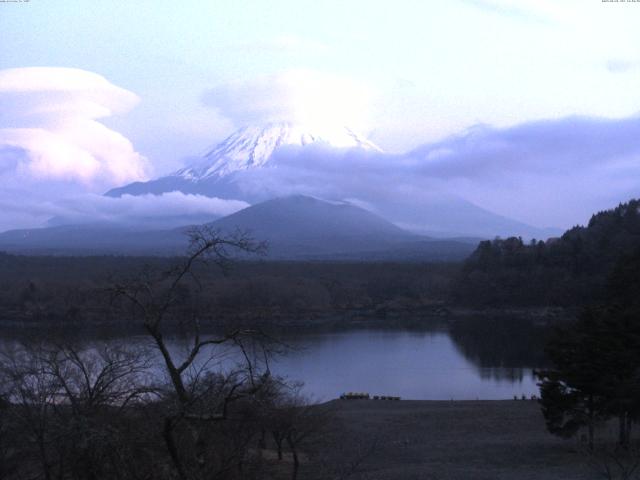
454,199,640,307
0,253,458,330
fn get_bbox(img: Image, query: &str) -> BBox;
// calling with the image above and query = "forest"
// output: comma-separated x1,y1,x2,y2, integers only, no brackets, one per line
454,199,640,307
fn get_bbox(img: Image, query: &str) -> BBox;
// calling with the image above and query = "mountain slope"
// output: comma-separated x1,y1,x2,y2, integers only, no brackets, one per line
177,123,381,180
106,122,380,198
376,193,561,240
206,195,475,259
0,196,477,260
211,195,409,241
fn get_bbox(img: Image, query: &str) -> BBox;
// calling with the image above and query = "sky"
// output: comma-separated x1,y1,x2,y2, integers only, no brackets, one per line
1,0,640,232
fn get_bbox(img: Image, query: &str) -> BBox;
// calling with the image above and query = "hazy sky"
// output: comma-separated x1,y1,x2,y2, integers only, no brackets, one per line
1,0,640,231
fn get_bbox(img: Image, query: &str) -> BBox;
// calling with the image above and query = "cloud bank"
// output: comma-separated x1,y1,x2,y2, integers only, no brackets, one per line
49,192,249,227
0,68,250,233
0,192,248,232
217,113,640,230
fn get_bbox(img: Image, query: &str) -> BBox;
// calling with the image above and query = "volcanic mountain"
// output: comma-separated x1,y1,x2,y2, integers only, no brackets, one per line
104,122,559,239
176,123,381,179
0,195,477,260
106,122,381,198
206,195,477,259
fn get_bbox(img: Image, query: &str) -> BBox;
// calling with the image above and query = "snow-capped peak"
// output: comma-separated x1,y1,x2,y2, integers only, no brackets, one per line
174,122,382,180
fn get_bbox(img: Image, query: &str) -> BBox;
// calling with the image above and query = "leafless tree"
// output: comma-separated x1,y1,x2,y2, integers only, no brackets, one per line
0,340,157,480
0,227,329,480
252,381,331,480
109,226,276,479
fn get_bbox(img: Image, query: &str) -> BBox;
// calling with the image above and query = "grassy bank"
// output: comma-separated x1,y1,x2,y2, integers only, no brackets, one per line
319,399,601,479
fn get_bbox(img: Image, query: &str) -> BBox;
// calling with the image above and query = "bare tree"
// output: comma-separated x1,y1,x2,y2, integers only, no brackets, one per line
255,382,331,480
110,227,265,404
109,226,273,480
0,340,157,480
41,343,154,413
0,227,327,480
0,342,66,480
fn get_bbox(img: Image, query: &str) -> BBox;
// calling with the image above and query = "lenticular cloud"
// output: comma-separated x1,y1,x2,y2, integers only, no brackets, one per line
0,67,149,186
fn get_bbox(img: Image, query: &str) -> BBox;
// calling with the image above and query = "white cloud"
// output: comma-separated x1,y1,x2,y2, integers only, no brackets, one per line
202,69,376,133
0,191,249,232
0,67,149,187
51,192,249,226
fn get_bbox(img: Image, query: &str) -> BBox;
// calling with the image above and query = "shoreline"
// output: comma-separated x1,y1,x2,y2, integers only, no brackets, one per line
0,304,573,334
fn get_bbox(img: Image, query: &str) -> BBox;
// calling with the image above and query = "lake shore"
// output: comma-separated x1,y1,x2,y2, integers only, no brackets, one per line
0,304,574,335
319,399,600,479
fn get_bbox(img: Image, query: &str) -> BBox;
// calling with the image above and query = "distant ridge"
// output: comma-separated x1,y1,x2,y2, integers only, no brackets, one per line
0,196,477,261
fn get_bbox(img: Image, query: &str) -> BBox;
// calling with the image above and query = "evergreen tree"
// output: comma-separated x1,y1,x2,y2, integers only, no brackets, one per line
537,308,611,450
538,305,640,449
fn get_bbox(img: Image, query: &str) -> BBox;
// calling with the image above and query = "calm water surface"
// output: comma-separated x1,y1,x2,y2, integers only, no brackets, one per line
3,328,540,401
156,329,540,401
266,330,539,401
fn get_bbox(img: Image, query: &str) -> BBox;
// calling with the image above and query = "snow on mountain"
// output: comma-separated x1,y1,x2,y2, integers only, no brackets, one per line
103,122,559,240
174,122,382,180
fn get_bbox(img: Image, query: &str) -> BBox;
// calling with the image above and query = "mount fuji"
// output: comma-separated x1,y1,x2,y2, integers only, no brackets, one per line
0,123,561,256
177,123,381,179
106,122,381,199
104,122,560,240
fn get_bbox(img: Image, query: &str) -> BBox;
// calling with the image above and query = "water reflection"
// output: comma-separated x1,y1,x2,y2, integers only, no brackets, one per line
449,316,549,370
0,320,547,401
477,367,528,382
265,328,541,401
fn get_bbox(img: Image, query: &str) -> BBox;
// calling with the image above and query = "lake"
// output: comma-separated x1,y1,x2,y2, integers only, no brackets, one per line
1,325,543,401
157,327,541,401
266,330,539,401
